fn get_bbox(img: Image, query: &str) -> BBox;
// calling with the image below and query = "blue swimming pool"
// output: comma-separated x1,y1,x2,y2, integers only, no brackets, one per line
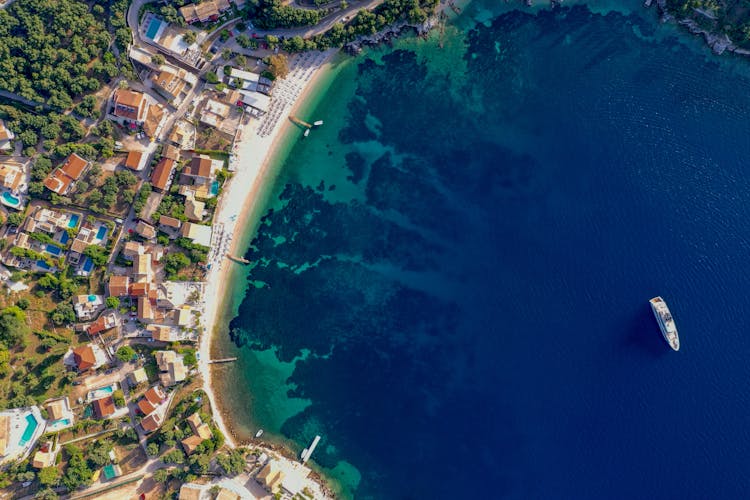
51,417,71,428
68,214,80,228
60,232,69,244
45,244,61,256
1,191,20,207
36,260,50,270
19,414,38,447
82,257,94,273
145,17,162,40
96,226,107,240
210,181,219,196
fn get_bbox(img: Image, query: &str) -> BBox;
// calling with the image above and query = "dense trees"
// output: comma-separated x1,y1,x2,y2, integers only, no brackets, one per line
0,0,114,108
115,345,135,363
254,0,323,29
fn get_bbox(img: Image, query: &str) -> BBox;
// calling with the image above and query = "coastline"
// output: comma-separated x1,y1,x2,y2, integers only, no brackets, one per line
197,48,338,489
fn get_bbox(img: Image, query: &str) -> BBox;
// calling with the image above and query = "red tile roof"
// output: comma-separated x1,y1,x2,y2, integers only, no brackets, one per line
108,275,130,297
93,396,115,418
137,398,156,416
124,151,143,170
144,386,166,405
73,345,96,371
150,158,175,191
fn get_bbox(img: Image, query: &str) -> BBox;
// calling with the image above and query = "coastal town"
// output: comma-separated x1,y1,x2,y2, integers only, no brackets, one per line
0,0,444,498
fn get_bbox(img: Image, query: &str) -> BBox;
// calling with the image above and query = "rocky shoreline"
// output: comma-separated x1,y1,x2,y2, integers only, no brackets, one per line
344,16,439,55
646,0,750,56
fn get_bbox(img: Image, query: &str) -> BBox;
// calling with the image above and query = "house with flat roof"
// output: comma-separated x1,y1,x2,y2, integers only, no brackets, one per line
112,88,149,124
73,294,104,320
180,222,212,247
129,367,148,385
0,407,45,465
43,153,89,195
150,157,175,192
257,461,285,493
0,120,15,150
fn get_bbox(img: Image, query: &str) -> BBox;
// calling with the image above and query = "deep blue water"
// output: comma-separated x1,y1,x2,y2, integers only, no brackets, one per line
227,3,750,498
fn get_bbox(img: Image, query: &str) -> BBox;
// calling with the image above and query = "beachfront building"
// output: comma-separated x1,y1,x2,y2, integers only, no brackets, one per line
44,397,75,432
179,0,230,23
43,153,89,195
257,461,285,493
198,98,231,129
73,294,104,320
0,407,45,465
0,119,15,150
180,222,212,247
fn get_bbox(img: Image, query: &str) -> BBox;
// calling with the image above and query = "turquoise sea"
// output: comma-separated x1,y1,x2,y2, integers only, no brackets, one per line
216,1,750,498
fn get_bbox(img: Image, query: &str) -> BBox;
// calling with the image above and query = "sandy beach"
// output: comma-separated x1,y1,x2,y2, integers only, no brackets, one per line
198,49,337,449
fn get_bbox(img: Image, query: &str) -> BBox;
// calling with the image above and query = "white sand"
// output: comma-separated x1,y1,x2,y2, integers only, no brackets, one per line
198,50,337,449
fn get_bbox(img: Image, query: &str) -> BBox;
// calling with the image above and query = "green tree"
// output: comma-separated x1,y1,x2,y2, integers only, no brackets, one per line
83,245,108,267
112,389,125,407
147,442,159,457
38,467,61,487
115,345,135,363
105,296,120,309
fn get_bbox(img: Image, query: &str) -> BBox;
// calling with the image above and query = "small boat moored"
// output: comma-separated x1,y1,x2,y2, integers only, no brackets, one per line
255,429,263,438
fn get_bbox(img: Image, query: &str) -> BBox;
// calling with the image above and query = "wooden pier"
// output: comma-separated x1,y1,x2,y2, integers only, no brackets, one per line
208,357,238,364
227,254,250,264
289,115,313,129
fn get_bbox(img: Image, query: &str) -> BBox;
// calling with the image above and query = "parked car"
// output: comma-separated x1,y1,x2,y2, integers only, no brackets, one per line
72,380,82,386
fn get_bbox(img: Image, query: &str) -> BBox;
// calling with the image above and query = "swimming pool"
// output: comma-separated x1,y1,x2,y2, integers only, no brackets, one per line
145,17,162,40
81,257,94,273
102,464,119,480
210,181,219,196
89,385,115,400
96,226,107,240
88,295,97,302
68,214,80,228
60,232,69,244
51,417,71,428
36,260,51,270
45,244,62,256
1,191,21,208
19,414,38,447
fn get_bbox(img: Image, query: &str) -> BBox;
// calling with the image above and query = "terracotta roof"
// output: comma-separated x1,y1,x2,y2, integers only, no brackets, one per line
137,398,156,416
135,221,157,239
73,345,96,371
159,215,182,228
186,156,212,178
162,144,180,161
124,151,143,170
152,70,186,98
143,103,165,138
137,296,154,320
150,157,175,191
69,238,88,254
87,316,108,335
181,435,204,455
129,282,150,297
113,89,147,121
108,275,130,297
141,413,162,433
46,400,67,420
0,120,13,142
43,170,73,195
61,153,88,179
144,386,166,405
93,396,115,418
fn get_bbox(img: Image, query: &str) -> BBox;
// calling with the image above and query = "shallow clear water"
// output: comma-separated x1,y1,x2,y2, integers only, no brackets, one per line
222,3,750,498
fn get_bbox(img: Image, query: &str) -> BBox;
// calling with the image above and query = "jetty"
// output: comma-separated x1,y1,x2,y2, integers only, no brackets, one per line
289,115,313,128
448,0,461,14
227,254,250,264
208,357,238,364
300,435,321,464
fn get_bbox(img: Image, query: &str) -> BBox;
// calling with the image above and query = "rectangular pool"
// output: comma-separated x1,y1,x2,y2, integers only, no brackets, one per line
67,214,80,228
45,244,62,256
82,257,94,273
96,226,107,240
59,232,69,244
36,260,51,270
19,414,38,447
146,18,162,40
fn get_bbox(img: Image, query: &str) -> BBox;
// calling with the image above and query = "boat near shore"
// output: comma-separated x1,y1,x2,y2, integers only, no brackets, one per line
650,296,680,351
